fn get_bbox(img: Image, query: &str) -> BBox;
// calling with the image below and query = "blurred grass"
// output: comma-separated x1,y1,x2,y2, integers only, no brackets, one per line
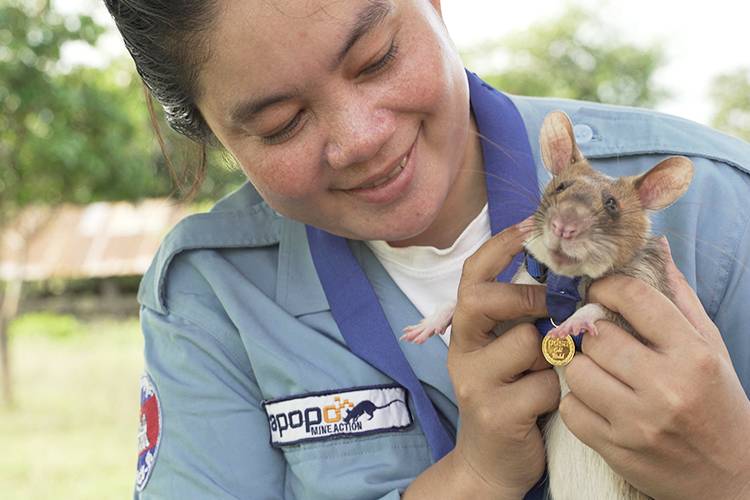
1,315,143,499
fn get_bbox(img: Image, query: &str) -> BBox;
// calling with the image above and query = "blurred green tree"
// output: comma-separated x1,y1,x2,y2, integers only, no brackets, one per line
0,0,243,211
709,67,750,142
0,0,243,405
464,6,669,107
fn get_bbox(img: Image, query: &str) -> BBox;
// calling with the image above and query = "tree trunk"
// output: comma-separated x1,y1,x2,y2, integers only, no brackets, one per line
0,278,22,407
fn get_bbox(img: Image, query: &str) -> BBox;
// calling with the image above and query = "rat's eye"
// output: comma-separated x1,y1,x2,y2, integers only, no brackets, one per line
604,196,618,213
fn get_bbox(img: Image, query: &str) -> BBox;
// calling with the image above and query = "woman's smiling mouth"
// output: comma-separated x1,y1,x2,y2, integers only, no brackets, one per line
358,155,408,189
342,128,419,204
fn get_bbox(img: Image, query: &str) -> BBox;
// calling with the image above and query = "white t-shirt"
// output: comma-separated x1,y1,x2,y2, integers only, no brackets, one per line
366,205,492,345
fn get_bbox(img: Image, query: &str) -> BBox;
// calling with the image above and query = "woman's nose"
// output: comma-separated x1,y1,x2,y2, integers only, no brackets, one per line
324,104,395,170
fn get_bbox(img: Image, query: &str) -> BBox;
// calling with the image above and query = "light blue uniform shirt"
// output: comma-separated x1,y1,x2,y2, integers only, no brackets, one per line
134,77,750,499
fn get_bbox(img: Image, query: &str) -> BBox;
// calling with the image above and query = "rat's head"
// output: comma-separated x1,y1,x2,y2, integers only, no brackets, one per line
525,111,694,278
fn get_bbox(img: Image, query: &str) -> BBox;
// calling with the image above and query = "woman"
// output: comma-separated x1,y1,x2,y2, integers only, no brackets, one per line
107,1,750,498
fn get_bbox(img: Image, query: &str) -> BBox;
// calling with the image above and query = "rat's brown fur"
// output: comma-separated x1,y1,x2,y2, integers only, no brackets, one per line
526,159,674,344
524,111,693,500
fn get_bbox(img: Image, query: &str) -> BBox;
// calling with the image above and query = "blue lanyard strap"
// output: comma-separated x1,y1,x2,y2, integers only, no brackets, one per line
306,226,454,462
525,252,583,350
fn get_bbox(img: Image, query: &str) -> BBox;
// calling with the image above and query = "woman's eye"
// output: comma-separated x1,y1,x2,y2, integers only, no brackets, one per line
260,111,304,145
359,40,399,77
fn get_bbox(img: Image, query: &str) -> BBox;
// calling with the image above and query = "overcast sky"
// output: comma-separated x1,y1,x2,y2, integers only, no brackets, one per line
59,0,750,126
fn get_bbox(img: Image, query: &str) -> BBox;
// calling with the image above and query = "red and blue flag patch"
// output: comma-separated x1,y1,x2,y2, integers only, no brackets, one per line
136,373,161,491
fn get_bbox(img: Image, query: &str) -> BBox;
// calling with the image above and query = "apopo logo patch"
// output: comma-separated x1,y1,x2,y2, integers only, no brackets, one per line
262,385,412,446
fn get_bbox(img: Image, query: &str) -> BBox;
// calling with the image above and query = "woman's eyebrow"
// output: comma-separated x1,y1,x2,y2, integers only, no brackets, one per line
229,92,295,127
331,0,393,70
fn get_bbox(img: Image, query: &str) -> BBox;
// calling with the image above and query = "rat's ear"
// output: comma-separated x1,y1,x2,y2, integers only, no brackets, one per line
539,111,585,175
634,156,694,210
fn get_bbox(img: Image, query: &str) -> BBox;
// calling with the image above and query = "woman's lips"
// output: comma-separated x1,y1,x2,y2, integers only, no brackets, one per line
357,155,408,189
343,130,419,204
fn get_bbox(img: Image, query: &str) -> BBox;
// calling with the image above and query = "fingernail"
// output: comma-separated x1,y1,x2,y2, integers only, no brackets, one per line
517,216,535,233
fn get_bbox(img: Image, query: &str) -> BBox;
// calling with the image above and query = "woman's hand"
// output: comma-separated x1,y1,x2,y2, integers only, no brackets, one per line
449,222,560,498
404,221,559,499
411,221,559,500
561,239,750,500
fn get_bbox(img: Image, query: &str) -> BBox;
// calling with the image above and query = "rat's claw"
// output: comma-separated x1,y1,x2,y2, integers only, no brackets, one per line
550,303,607,338
401,324,433,343
551,318,597,338
400,304,456,344
401,324,439,343
400,326,422,342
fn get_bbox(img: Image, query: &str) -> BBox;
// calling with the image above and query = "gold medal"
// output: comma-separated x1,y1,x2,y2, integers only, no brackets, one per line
542,334,575,366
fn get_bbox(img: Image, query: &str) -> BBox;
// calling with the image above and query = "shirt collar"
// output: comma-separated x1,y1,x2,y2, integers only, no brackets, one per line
466,70,540,280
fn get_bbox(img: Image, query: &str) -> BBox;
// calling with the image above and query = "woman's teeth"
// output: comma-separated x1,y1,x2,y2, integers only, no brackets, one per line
362,155,407,189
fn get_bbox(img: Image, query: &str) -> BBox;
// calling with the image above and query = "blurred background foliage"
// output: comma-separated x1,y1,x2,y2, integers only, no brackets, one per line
462,7,669,107
0,0,244,217
1,2,749,498
709,67,750,143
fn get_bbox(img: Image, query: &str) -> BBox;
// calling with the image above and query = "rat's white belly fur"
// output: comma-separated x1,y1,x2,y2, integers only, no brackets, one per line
545,368,650,500
514,268,649,500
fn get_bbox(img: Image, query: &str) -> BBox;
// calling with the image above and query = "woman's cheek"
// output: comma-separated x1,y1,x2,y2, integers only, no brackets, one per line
398,34,456,114
241,152,324,202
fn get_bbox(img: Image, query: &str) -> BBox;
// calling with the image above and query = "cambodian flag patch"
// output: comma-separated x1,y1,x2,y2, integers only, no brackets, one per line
135,373,162,492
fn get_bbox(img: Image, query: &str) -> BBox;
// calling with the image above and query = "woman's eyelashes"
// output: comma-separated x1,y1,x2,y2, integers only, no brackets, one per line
260,38,400,146
359,39,400,77
261,111,305,145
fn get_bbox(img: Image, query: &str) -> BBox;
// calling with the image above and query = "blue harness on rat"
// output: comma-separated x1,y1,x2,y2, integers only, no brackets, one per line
306,72,549,499
525,252,584,351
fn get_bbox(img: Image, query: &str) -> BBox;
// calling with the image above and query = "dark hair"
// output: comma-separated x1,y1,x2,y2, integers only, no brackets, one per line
103,0,220,197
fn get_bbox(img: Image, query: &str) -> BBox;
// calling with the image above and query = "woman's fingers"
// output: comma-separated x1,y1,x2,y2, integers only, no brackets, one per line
451,281,547,353
481,323,549,382
558,392,611,450
587,275,696,351
579,321,659,390
451,218,545,353
508,368,562,418
459,220,531,284
564,351,636,420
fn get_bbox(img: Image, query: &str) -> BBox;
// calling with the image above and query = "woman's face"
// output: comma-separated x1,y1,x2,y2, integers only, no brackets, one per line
197,0,477,242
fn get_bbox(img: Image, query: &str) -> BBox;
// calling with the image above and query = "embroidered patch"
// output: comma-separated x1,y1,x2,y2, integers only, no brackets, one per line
135,373,162,492
262,385,413,446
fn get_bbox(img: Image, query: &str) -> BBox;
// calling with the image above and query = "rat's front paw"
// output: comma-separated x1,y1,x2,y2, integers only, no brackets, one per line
401,322,441,344
550,303,607,338
401,304,455,344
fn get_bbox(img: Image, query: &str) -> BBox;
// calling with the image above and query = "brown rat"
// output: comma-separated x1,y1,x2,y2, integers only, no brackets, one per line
400,111,694,344
526,110,693,500
525,111,693,342
401,110,694,500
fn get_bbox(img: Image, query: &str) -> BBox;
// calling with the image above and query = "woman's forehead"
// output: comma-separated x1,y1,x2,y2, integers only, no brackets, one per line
204,0,396,79
199,0,401,118
213,0,394,38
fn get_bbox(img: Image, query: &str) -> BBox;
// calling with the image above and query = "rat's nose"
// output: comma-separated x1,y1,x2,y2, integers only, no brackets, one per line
551,217,580,239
